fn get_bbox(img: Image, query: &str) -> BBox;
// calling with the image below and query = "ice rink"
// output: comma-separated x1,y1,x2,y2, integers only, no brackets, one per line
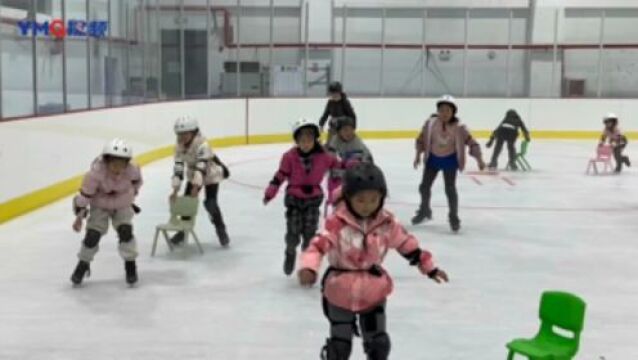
1,139,636,360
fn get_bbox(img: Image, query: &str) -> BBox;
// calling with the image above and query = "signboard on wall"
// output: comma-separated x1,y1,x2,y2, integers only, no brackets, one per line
272,65,303,96
17,19,108,39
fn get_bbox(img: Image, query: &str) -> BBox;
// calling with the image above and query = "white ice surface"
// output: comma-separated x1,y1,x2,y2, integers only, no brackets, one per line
1,140,637,360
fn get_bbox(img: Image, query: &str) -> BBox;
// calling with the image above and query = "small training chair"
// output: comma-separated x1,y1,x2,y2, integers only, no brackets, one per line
586,145,613,175
506,291,586,360
152,196,203,256
506,140,531,171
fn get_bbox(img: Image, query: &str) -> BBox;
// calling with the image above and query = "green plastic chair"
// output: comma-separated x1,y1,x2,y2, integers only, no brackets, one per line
506,291,586,360
151,196,203,256
507,140,531,171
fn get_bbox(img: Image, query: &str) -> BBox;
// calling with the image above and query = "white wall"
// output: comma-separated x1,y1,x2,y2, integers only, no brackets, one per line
0,99,245,203
2,97,638,204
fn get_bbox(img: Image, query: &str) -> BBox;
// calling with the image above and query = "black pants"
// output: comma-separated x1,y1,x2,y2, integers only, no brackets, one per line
284,194,323,251
184,182,227,236
613,144,629,172
418,165,458,219
489,127,518,169
324,298,388,359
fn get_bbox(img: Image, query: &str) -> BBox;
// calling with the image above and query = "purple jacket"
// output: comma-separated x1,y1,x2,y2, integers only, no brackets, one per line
265,145,341,201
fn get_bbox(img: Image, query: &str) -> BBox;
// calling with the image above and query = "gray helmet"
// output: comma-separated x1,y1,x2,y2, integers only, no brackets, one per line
334,116,356,132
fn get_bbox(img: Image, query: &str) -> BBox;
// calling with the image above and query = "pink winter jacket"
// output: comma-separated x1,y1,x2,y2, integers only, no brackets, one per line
300,205,437,312
265,146,341,200
416,116,482,171
74,157,143,211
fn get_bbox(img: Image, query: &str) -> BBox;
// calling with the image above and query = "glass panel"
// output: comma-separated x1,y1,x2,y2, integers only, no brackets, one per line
601,49,638,98
383,9,422,96
65,0,88,110
562,49,599,98
1,0,35,117
35,0,64,115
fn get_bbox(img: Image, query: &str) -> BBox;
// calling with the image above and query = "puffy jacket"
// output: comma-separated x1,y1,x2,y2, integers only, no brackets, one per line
300,205,437,312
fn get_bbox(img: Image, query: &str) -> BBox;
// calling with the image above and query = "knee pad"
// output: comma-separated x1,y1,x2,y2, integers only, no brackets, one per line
363,332,391,360
116,224,133,243
321,337,352,360
83,229,101,248
361,305,385,333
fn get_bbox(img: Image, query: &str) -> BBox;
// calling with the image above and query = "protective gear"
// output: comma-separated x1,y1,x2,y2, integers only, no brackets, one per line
342,163,387,200
363,332,391,360
173,161,185,181
174,115,199,134
603,113,618,126
328,81,343,94
196,143,214,160
436,94,458,115
604,112,618,120
83,229,101,249
70,260,90,285
102,138,132,159
292,118,321,141
320,337,352,360
116,224,133,243
334,116,356,132
125,260,137,284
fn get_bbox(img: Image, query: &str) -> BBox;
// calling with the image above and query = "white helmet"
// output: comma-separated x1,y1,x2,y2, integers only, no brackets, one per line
604,112,618,120
174,116,199,134
436,95,458,114
102,138,133,159
292,118,320,140
196,143,214,160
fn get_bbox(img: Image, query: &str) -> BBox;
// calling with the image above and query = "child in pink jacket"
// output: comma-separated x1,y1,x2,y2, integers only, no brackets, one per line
298,163,448,360
70,138,143,286
264,119,342,276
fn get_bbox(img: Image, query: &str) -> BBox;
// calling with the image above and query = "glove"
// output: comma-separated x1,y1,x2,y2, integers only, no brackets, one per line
131,204,141,214
298,269,317,286
74,206,88,218
486,139,493,148
222,164,230,179
263,184,278,204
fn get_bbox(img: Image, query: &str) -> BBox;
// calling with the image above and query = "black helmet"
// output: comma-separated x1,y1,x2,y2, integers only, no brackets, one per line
328,81,343,94
335,116,356,132
343,163,387,200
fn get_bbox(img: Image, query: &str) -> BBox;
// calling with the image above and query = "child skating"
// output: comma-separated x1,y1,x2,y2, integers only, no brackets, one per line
263,119,342,275
298,163,449,360
319,82,357,143
486,109,530,170
412,95,485,232
600,113,630,173
326,116,373,207
70,138,142,285
170,116,231,246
